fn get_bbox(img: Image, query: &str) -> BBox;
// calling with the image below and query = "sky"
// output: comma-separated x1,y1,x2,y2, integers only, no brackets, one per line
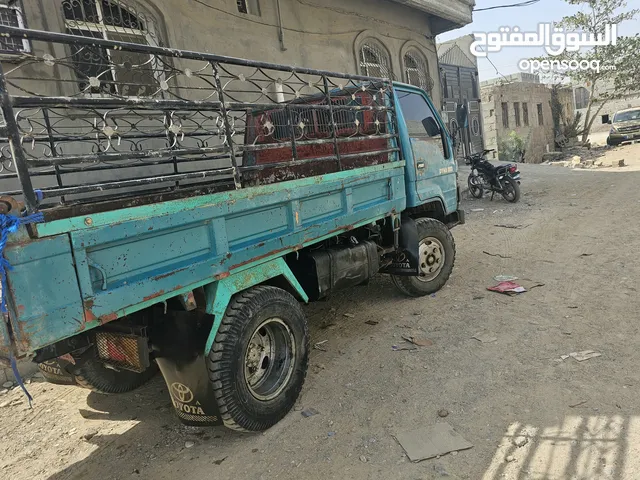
437,0,640,82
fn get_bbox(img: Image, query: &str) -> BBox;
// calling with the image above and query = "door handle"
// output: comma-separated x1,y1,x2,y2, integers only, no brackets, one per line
88,260,108,291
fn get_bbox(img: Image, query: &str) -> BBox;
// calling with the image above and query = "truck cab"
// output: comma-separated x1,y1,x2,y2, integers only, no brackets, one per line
394,83,460,224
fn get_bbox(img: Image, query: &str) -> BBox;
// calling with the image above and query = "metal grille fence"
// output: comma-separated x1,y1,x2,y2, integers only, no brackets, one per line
0,25,398,218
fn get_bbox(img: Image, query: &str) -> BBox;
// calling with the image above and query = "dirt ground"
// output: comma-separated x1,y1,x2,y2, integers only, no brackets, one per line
2,144,640,480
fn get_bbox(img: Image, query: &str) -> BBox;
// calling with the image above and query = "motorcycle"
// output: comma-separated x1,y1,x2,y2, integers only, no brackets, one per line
465,149,521,203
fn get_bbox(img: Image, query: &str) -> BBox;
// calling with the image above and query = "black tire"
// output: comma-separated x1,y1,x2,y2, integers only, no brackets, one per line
391,218,456,297
467,173,484,199
71,347,158,394
38,358,77,386
501,176,521,203
207,285,309,432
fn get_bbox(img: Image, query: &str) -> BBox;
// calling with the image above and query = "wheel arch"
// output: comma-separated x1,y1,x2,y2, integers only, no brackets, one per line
202,258,309,355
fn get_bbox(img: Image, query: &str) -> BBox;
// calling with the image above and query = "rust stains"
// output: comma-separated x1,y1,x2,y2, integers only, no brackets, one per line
143,290,165,302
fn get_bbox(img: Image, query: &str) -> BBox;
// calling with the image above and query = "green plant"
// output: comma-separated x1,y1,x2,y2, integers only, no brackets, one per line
498,131,526,162
550,85,584,147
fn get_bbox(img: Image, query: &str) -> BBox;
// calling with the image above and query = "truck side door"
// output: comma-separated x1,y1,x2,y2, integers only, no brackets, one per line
395,88,457,213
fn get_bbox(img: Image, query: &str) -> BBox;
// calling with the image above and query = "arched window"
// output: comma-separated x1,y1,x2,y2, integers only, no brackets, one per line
358,40,391,78
62,0,162,95
574,86,590,110
403,49,432,94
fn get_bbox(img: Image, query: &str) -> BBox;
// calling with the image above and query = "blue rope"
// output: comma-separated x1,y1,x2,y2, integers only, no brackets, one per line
10,354,33,407
0,210,44,408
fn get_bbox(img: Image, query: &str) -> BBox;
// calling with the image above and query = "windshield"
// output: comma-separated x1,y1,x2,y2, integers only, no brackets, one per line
613,109,640,123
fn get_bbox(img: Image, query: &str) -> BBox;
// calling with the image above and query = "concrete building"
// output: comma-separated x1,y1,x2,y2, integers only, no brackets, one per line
480,74,574,164
573,81,640,136
437,33,483,157
0,0,475,110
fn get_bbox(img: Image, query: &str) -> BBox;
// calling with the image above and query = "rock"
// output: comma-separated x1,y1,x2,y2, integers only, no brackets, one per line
437,409,449,418
0,400,10,408
433,463,450,476
83,430,98,441
583,159,594,167
506,455,516,462
2,381,13,389
612,159,625,167
184,441,195,449
359,455,367,463
343,313,355,318
571,155,581,165
0,389,8,396
513,436,528,447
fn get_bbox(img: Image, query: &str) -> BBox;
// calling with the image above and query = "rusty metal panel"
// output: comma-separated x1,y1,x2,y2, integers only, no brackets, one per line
3,233,84,356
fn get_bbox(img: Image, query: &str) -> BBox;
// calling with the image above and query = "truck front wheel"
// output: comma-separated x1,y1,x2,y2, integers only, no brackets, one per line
391,218,456,297
207,285,309,432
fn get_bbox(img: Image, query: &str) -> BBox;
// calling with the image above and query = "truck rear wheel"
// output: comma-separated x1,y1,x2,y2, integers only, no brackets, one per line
391,218,455,297
72,351,159,394
207,285,309,432
38,351,158,393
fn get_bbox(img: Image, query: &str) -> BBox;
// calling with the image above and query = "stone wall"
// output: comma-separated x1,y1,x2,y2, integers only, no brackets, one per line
481,82,574,164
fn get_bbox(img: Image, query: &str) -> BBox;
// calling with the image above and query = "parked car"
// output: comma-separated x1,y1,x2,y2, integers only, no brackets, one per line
607,107,640,146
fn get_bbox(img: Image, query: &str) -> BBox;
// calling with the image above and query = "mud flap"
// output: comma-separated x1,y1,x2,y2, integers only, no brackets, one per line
152,310,222,426
379,216,420,276
38,358,77,386
156,356,222,426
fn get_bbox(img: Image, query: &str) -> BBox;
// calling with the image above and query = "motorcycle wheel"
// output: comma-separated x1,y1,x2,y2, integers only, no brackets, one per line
467,173,484,199
501,176,521,203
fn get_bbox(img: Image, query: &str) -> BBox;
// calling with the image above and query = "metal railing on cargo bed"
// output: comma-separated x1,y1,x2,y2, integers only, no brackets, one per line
0,26,399,219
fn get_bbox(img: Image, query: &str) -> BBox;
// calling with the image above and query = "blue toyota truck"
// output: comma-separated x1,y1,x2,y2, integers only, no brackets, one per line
0,26,463,431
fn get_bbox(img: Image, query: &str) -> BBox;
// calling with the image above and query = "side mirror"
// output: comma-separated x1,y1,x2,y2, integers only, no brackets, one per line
422,117,441,137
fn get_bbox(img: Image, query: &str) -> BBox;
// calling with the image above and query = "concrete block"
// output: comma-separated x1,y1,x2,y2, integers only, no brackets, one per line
612,159,625,167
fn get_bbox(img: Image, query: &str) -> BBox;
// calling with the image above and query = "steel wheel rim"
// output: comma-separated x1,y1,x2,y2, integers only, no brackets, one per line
244,318,296,401
417,236,445,282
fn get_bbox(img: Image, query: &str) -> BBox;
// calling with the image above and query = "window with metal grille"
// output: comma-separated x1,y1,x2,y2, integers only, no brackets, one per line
237,0,260,15
359,41,391,78
0,2,30,54
501,102,509,128
403,49,432,94
514,102,521,127
62,0,161,95
537,103,544,125
523,102,529,126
